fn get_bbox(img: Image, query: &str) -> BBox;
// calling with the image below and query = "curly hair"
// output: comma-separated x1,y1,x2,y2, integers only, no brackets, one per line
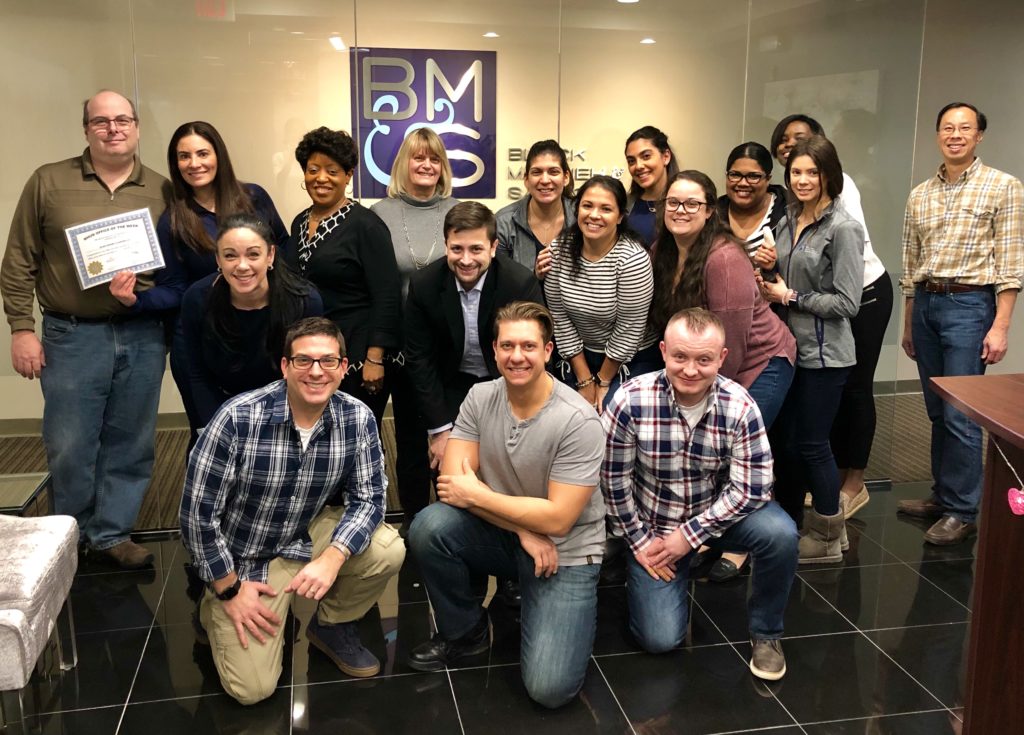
295,127,358,172
624,125,679,199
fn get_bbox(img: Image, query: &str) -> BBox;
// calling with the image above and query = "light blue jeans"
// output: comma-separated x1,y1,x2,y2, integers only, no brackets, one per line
40,315,166,549
912,287,994,523
409,503,600,709
626,502,798,651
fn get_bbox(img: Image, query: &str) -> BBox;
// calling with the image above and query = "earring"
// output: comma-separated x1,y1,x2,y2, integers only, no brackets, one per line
268,264,274,271
300,182,307,191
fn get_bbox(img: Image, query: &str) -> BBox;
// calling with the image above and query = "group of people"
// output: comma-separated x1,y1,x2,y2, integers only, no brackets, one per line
1,89,1019,710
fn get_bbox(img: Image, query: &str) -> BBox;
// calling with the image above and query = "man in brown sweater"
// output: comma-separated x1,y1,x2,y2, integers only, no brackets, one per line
1,90,171,568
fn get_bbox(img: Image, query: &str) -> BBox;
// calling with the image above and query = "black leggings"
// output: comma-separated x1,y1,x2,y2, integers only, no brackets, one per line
831,271,894,470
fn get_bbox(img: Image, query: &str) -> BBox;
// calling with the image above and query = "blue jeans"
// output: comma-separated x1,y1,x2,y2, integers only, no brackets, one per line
409,503,600,708
912,287,994,523
560,342,664,409
627,502,798,650
745,356,795,429
40,315,166,549
771,366,851,520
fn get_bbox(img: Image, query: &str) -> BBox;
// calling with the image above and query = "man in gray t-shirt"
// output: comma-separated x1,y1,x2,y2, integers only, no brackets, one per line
407,302,604,709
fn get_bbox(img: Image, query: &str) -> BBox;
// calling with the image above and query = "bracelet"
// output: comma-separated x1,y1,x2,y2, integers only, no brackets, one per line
785,289,797,306
366,357,385,366
576,375,597,389
596,374,613,388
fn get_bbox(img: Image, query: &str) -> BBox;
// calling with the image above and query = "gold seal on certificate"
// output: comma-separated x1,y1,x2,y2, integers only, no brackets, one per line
64,208,164,290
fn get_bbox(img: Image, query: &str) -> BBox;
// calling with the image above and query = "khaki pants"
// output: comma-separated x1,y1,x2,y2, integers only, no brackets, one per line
200,508,405,705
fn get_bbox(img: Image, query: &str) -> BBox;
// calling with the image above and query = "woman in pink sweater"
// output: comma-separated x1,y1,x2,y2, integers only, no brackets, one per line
648,170,796,581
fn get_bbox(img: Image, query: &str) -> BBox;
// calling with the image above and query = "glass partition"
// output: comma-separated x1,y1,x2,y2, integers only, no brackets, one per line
12,0,1024,524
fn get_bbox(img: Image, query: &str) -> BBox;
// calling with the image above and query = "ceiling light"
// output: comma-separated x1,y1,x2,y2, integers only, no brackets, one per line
290,31,304,35
483,31,499,38
329,35,346,51
618,0,640,4
640,37,656,44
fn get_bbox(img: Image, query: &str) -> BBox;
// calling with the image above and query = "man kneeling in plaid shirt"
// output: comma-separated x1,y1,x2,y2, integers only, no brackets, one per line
180,317,404,704
601,308,798,680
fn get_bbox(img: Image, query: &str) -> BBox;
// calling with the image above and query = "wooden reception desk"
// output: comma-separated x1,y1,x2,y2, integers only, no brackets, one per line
930,373,1024,734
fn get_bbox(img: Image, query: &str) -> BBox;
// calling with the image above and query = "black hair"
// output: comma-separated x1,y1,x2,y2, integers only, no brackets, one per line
295,126,358,172
769,114,825,159
525,139,575,198
726,141,774,176
563,175,636,275
624,125,679,199
935,102,988,132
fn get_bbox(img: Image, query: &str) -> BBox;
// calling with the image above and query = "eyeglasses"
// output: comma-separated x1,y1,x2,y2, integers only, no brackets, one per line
939,124,977,136
726,170,766,185
87,116,137,131
287,355,343,370
662,198,708,214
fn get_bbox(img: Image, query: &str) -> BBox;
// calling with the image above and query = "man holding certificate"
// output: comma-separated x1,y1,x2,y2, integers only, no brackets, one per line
1,89,171,568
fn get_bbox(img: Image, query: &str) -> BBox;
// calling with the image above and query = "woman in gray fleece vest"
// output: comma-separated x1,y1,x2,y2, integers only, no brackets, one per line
758,136,864,565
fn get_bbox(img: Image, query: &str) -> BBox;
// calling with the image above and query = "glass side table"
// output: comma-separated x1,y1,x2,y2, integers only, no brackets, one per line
0,472,52,516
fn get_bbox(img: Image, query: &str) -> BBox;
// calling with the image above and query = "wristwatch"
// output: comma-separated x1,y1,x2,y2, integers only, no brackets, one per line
213,577,242,601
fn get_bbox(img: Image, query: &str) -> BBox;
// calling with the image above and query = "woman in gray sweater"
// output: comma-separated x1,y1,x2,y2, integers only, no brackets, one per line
759,136,864,565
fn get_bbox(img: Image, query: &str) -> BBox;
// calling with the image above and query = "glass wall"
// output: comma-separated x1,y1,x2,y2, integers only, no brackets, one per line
3,0,1024,489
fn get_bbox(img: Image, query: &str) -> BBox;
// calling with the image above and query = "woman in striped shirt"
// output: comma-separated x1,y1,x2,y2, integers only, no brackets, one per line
545,176,659,411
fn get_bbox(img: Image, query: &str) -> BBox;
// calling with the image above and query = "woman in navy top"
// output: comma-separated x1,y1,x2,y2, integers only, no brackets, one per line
180,213,322,428
109,121,288,443
623,126,678,249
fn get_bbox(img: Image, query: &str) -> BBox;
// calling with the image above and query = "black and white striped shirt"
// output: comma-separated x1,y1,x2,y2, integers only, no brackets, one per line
544,235,655,363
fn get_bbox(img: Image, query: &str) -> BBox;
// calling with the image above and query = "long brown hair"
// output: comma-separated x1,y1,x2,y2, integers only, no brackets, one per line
166,121,255,255
649,171,746,335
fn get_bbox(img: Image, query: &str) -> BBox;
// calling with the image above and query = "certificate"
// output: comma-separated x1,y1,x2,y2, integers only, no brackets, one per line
64,208,164,290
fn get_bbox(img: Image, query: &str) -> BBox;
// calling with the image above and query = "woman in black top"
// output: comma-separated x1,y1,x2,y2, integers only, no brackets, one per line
623,125,679,249
180,213,322,427
284,127,402,427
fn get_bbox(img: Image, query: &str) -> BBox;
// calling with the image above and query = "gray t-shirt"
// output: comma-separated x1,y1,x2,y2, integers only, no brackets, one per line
451,377,606,565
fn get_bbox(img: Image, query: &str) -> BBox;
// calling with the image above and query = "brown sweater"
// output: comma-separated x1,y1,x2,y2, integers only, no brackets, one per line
704,240,796,388
2,149,170,331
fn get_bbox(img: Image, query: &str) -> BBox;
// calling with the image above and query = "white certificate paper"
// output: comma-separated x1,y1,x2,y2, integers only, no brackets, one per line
64,208,164,290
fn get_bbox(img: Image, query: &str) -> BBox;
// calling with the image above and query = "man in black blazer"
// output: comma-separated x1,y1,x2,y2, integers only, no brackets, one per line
405,201,544,472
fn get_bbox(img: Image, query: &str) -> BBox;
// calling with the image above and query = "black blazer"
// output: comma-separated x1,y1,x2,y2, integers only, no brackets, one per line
404,253,544,429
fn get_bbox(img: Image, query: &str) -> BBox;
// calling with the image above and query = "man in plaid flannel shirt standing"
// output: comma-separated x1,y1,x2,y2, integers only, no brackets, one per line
601,308,798,681
898,102,1023,545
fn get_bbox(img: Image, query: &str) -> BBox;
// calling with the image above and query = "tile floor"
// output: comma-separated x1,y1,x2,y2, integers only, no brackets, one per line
3,482,972,734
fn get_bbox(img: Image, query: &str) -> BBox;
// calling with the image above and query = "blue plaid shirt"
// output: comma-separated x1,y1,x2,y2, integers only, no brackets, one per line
601,371,773,552
180,380,386,584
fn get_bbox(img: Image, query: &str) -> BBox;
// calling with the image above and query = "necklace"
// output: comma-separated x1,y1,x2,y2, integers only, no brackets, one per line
645,200,657,214
401,202,442,269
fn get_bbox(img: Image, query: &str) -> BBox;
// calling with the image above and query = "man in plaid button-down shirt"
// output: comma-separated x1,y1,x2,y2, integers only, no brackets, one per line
180,317,405,705
898,102,1023,545
601,308,798,681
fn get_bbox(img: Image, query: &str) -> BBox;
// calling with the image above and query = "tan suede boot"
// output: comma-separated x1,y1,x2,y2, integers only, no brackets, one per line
798,509,844,564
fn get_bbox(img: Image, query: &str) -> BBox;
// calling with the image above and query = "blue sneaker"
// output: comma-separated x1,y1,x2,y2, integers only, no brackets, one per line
306,616,380,677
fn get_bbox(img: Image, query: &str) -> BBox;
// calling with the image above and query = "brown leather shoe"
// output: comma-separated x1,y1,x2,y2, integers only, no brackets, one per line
93,540,155,569
896,497,946,519
923,515,977,546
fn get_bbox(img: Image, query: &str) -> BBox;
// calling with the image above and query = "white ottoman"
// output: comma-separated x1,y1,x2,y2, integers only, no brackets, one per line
0,514,79,726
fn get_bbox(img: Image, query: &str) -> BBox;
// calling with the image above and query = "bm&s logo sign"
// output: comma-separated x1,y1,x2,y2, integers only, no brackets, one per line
350,47,497,199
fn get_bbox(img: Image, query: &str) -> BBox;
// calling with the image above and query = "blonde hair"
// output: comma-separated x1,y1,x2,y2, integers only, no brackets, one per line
387,128,453,198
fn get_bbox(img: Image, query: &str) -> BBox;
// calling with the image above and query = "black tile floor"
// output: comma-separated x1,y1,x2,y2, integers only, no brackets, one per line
4,481,973,734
